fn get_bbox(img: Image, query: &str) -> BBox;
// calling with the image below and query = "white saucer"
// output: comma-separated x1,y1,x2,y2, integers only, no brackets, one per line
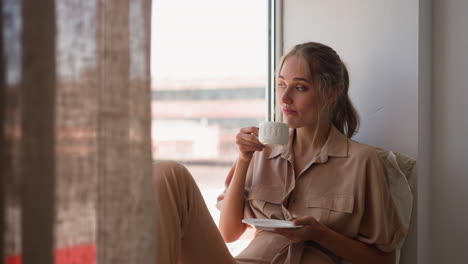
242,218,303,232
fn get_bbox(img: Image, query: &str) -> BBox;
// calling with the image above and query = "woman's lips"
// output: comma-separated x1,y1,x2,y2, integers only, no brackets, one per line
282,108,297,115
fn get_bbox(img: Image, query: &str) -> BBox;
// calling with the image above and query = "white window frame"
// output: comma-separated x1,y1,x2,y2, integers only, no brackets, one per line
267,0,283,122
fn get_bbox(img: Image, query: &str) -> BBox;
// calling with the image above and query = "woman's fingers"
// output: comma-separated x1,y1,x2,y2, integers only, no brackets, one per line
237,128,263,144
236,133,264,147
236,138,264,152
236,126,264,161
273,216,324,243
292,216,317,226
239,126,260,136
239,146,264,153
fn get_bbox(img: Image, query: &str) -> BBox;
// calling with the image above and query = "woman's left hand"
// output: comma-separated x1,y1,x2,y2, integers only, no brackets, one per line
273,216,327,243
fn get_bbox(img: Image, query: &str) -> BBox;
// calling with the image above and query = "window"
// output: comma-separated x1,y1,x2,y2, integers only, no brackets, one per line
151,0,272,254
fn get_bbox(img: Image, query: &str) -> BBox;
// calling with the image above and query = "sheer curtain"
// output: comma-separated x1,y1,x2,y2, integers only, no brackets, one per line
1,0,155,263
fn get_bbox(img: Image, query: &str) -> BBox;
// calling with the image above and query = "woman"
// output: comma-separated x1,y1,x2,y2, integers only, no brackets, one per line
154,42,405,264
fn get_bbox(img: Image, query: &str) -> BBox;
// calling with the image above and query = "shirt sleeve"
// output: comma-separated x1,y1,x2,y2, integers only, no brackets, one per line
356,150,408,252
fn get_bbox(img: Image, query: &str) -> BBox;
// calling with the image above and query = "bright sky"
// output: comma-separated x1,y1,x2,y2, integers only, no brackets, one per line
151,0,267,81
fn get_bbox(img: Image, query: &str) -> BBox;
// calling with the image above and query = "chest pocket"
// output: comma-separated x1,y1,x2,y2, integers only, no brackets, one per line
247,184,284,219
306,196,354,229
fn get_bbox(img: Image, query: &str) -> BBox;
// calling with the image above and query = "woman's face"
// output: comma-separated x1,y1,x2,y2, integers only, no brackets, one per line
277,55,326,129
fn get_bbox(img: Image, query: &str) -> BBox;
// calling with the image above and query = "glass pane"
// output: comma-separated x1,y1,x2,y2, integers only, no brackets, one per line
151,0,267,255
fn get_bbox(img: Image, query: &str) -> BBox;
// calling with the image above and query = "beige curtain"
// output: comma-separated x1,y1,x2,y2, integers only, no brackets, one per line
1,0,155,263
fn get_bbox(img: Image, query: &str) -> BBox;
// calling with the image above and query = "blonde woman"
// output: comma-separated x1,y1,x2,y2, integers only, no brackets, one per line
154,42,404,264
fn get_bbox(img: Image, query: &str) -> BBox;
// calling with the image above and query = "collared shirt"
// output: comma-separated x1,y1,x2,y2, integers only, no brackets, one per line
218,126,406,264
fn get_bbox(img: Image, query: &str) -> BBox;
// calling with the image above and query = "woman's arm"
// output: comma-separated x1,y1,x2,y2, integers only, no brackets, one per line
219,159,250,242
274,216,396,264
219,126,264,243
315,221,395,264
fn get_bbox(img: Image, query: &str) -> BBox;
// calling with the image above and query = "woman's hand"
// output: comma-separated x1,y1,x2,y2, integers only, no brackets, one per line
273,216,326,243
276,217,396,264
236,126,265,162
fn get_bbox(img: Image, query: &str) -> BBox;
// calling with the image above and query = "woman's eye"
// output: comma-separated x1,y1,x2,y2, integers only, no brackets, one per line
278,83,286,89
296,85,306,91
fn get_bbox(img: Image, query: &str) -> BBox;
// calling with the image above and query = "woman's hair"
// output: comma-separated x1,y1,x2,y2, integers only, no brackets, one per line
278,42,360,138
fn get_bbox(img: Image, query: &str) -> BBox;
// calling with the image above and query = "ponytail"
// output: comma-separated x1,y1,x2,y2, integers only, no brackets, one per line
330,63,359,138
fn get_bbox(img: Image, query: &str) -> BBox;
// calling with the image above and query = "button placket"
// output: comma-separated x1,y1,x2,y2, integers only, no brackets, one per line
280,159,295,221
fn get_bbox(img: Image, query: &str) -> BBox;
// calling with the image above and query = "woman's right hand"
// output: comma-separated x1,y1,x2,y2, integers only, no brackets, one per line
236,126,265,162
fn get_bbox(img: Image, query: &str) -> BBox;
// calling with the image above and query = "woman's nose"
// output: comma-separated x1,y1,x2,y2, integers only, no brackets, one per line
280,87,293,105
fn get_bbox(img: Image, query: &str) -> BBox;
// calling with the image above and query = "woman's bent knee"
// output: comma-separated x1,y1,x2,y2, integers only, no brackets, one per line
153,160,191,186
154,160,186,173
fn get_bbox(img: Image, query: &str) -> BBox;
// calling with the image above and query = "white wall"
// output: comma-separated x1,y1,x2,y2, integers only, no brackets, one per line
283,0,419,158
431,0,468,262
416,0,431,262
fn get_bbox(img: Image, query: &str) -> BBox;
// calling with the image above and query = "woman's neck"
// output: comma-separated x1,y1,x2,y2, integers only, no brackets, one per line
294,122,331,157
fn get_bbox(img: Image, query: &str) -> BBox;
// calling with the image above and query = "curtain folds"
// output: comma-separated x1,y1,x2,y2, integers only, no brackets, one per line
1,0,155,263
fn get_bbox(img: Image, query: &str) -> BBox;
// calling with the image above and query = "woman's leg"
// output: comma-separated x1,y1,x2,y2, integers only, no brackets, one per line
154,161,237,264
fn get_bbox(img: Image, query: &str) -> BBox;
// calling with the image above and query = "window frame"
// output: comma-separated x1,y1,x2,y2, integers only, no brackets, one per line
267,0,283,122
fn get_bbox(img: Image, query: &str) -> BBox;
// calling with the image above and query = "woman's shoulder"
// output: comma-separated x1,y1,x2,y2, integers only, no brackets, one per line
346,140,387,183
347,138,381,162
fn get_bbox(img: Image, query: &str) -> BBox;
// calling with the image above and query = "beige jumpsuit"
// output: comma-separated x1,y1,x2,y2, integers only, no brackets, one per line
154,126,406,263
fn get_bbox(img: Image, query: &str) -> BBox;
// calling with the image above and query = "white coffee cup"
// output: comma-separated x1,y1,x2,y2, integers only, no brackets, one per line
258,122,289,145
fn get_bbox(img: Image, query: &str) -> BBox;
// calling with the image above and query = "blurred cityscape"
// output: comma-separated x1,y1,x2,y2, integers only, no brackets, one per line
151,77,266,255
152,78,266,163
